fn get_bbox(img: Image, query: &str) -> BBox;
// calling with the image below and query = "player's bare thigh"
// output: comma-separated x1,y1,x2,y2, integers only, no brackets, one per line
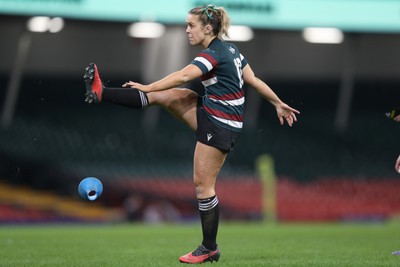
193,141,227,199
147,88,198,130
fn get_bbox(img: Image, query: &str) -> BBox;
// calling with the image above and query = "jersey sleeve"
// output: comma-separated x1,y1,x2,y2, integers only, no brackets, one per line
240,53,248,69
191,50,218,74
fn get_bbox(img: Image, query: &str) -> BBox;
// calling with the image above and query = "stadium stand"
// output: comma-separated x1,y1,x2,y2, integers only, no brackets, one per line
0,181,123,223
1,77,400,222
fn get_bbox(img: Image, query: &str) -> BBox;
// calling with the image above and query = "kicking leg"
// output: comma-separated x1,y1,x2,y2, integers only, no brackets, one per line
83,63,198,130
147,88,198,130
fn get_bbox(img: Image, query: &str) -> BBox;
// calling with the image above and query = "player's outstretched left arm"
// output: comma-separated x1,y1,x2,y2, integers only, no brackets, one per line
122,64,202,93
242,64,300,126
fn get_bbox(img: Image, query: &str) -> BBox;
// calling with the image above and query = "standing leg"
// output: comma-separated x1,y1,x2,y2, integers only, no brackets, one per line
193,142,226,249
179,142,227,264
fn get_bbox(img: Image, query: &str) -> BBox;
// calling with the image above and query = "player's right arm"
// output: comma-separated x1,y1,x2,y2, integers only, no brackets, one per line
242,64,300,126
242,64,282,106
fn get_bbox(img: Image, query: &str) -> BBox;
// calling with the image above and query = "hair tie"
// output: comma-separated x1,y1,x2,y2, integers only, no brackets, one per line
202,4,218,20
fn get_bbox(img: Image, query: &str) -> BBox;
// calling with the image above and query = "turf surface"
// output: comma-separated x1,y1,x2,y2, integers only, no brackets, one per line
1,222,399,266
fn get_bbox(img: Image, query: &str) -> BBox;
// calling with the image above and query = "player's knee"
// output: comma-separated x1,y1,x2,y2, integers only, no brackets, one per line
193,176,215,198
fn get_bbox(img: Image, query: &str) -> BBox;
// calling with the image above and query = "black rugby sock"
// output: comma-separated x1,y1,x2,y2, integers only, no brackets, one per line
198,195,219,251
102,87,149,108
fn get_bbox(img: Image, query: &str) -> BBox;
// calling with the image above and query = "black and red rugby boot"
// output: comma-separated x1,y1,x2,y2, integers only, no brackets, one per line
84,63,103,103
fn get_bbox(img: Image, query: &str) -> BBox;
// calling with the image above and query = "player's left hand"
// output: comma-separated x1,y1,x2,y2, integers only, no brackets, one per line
122,81,151,93
276,103,300,127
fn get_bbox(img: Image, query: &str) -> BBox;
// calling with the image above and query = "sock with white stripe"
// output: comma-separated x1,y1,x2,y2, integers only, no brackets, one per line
102,87,149,108
198,195,219,251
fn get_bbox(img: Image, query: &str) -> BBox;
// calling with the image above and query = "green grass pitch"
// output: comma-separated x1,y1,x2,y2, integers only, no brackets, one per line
1,222,400,266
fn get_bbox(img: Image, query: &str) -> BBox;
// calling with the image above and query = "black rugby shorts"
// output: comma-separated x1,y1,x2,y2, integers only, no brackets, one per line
196,106,241,153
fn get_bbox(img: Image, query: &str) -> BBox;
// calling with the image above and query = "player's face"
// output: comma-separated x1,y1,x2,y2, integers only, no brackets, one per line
186,14,207,46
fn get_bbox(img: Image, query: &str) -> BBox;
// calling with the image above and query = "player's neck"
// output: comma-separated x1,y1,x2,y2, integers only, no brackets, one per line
201,36,217,49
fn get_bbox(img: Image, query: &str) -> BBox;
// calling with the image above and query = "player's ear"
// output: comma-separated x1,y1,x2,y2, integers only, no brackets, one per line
205,25,212,34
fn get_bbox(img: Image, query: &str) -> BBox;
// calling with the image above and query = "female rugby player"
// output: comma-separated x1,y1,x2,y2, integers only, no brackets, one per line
83,4,300,264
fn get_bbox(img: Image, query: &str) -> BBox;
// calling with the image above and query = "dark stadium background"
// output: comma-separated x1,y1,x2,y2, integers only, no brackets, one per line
1,9,400,223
